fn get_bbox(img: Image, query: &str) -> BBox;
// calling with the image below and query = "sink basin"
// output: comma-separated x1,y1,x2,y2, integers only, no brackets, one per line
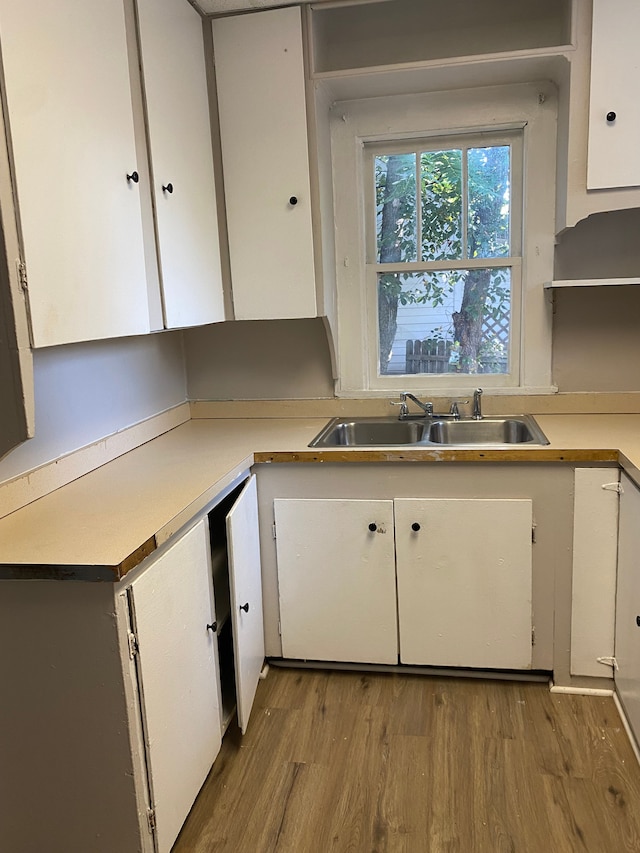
310,418,429,447
309,415,549,447
427,416,549,445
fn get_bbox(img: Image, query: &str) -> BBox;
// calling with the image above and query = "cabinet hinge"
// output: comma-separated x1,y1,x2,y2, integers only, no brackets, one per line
602,482,623,494
272,522,277,540
531,626,536,646
531,522,537,544
127,631,139,659
146,808,156,834
17,259,28,293
278,620,282,637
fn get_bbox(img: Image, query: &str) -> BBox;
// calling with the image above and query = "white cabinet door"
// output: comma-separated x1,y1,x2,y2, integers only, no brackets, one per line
587,0,640,189
136,0,225,329
0,0,150,347
226,475,265,734
570,468,619,677
129,518,222,853
395,498,533,669
615,473,640,739
212,7,317,320
275,499,398,664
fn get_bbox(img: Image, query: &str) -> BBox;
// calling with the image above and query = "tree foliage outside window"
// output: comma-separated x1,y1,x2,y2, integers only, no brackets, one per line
374,141,514,376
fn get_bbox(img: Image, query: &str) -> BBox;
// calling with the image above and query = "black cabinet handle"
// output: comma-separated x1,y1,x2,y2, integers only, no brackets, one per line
206,622,217,632
126,171,139,184
606,111,617,123
636,615,640,627
289,196,298,206
240,602,250,613
368,522,377,532
162,182,174,194
411,522,421,532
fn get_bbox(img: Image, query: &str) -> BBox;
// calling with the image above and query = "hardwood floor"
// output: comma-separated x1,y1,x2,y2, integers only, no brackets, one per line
172,667,640,853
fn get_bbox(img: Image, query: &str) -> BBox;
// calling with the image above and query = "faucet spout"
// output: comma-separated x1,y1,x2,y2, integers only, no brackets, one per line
472,388,483,420
391,392,433,419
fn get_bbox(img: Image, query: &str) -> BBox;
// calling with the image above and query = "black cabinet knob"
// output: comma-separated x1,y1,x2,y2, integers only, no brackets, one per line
240,602,250,613
206,622,217,632
411,522,421,532
606,111,617,123
126,171,139,184
636,615,640,627
162,182,174,194
368,522,377,532
289,196,298,206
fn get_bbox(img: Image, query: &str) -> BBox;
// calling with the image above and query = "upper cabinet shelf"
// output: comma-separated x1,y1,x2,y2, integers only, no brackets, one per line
310,0,574,76
545,278,640,289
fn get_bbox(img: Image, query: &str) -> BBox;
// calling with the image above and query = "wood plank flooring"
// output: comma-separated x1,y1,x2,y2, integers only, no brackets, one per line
172,667,640,853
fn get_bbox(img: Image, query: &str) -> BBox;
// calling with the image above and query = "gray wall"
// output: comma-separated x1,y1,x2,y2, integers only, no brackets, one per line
185,318,335,400
0,332,187,482
552,286,640,393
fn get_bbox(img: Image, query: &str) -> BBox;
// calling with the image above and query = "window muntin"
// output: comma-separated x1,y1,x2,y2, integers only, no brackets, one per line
369,132,522,381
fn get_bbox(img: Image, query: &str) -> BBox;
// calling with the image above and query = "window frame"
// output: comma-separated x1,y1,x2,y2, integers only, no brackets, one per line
330,83,558,397
364,130,523,388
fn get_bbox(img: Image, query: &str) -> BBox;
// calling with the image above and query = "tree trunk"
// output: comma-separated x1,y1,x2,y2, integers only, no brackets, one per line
452,268,491,373
377,156,405,373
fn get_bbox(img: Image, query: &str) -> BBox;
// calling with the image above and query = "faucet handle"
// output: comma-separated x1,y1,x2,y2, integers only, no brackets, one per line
390,395,408,418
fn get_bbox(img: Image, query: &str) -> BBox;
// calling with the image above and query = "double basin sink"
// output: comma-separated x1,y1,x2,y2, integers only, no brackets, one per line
309,415,549,448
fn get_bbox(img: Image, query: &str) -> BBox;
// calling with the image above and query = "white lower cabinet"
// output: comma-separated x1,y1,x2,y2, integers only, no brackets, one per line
0,478,264,853
615,473,640,739
275,499,398,664
275,496,534,670
126,477,264,852
395,498,533,669
128,518,222,853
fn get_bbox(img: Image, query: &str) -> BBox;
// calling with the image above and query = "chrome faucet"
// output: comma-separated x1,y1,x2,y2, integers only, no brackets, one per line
472,388,483,420
391,392,433,419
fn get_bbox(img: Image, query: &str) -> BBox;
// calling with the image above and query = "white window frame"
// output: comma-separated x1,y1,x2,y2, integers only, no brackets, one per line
330,83,558,397
365,130,522,388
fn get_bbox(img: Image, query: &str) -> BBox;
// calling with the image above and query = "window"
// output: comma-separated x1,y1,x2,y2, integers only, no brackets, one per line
368,132,522,380
330,84,557,396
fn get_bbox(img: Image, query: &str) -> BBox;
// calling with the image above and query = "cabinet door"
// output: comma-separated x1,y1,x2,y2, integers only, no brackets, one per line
0,0,150,347
615,474,640,738
212,7,317,320
129,518,221,853
587,0,640,189
136,0,225,329
570,468,619,677
275,498,398,664
395,498,533,669
226,475,265,734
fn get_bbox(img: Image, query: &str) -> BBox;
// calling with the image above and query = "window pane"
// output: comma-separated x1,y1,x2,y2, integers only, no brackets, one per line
467,146,510,259
378,268,511,376
375,154,417,262
421,149,462,261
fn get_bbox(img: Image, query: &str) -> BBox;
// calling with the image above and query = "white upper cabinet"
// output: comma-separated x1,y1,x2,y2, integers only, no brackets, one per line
587,0,640,190
136,0,225,329
212,7,317,321
0,0,151,348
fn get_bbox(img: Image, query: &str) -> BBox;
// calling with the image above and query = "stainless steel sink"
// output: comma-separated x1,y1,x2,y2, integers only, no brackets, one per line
310,418,429,447
427,416,549,446
309,415,549,447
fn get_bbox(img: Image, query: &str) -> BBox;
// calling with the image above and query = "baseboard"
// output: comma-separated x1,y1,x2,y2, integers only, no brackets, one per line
0,402,190,518
549,683,614,697
613,691,640,768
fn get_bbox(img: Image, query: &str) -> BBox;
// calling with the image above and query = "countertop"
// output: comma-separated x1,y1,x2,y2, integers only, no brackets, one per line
0,414,638,579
